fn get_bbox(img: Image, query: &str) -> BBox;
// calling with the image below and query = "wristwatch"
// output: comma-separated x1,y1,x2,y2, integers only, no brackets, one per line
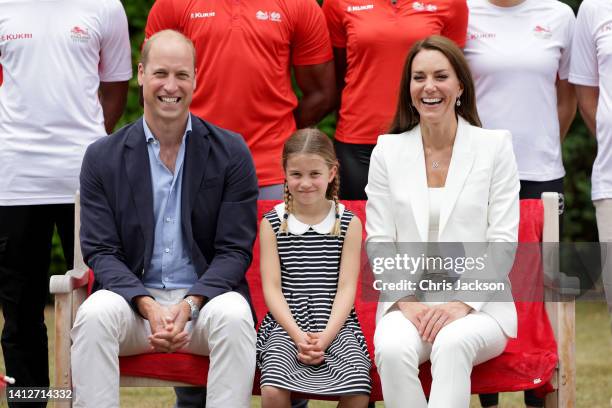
183,297,200,321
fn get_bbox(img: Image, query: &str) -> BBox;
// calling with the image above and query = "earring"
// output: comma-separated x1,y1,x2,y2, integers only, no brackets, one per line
456,98,461,107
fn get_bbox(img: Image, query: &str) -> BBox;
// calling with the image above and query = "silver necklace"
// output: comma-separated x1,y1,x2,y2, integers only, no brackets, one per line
432,160,440,169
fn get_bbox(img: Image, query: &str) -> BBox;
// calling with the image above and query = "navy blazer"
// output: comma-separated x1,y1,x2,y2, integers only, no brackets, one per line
79,114,258,314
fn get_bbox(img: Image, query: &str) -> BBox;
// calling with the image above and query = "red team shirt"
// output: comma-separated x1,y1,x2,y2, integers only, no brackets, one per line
146,0,333,186
323,0,468,144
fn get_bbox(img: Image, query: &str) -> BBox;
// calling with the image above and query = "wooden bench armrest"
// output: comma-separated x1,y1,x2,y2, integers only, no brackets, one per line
52,267,89,398
50,268,89,294
541,192,576,408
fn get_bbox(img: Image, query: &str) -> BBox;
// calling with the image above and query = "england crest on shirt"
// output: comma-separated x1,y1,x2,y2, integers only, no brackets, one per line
533,25,552,39
70,25,91,43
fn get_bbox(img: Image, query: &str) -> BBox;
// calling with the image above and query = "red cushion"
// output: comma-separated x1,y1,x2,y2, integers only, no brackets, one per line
113,199,557,400
120,354,209,386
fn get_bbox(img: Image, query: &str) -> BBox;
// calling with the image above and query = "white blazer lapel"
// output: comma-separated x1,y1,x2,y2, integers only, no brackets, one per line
439,117,475,236
404,127,429,242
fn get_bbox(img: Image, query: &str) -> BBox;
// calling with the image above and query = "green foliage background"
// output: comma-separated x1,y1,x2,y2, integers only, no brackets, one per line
49,0,597,276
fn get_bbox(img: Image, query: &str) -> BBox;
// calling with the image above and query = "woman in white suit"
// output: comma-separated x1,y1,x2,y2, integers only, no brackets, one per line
366,35,520,408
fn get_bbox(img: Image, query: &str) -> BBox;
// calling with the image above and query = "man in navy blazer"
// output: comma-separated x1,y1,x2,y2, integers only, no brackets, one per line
70,30,259,408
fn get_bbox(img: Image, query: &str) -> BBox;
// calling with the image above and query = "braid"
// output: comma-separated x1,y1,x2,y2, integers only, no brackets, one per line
279,181,291,235
329,173,341,236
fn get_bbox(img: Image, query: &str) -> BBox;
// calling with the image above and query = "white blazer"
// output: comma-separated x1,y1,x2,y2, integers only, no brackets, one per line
365,117,520,337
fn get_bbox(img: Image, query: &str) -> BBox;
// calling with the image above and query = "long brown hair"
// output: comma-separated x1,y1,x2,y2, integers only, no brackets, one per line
389,35,482,134
280,128,341,236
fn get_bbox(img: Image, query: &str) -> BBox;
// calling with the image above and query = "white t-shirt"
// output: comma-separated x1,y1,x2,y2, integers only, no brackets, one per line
569,0,612,201
465,0,575,182
0,0,132,205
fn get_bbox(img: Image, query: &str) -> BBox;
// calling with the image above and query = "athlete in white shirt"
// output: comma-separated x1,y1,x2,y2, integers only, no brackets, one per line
0,0,131,396
569,0,612,330
464,0,576,406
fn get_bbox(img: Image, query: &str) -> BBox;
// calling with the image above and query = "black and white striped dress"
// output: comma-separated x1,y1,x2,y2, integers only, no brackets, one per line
256,202,371,395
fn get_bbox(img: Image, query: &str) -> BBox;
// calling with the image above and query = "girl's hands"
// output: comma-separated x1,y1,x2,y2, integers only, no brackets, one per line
307,331,334,352
294,330,335,365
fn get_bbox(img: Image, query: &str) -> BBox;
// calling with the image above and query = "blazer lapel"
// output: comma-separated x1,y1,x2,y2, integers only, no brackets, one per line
181,115,210,238
405,128,429,242
124,118,155,267
439,117,475,236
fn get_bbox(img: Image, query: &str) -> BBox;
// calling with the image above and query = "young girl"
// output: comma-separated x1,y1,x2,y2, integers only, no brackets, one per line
256,129,371,408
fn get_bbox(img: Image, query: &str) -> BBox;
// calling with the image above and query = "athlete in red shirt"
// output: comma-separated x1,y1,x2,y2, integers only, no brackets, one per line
146,0,336,199
323,0,468,199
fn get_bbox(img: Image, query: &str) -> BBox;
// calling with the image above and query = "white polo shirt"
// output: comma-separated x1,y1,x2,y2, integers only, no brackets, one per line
465,0,575,182
569,0,612,201
0,0,132,205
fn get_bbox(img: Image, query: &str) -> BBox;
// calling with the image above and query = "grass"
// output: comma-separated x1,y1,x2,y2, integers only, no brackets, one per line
1,303,611,407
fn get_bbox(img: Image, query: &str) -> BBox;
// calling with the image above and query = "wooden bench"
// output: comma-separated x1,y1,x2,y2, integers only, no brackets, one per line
50,193,574,407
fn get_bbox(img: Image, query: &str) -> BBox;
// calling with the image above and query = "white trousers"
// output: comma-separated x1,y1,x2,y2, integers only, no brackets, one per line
374,309,507,408
71,289,256,408
594,198,612,329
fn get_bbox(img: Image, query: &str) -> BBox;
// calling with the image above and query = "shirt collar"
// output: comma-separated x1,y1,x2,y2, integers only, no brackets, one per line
143,114,193,144
273,201,345,235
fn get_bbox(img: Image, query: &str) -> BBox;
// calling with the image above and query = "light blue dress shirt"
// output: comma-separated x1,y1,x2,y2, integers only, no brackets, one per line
142,116,198,289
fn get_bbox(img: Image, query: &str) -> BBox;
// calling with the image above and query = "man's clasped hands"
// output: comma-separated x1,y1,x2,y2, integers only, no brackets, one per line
135,295,204,353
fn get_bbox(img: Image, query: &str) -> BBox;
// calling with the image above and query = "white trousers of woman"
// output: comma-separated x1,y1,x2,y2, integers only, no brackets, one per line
374,309,507,408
